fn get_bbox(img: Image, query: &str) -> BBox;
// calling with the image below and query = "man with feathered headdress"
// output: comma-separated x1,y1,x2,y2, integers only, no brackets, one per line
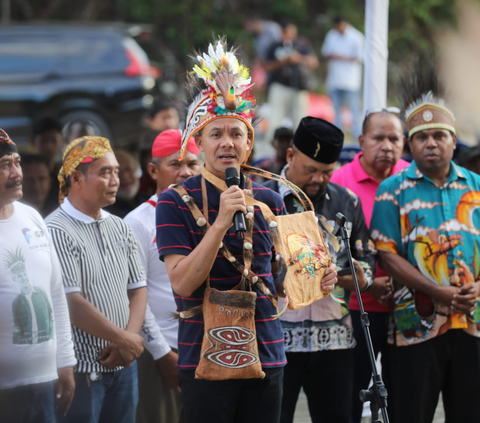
156,38,337,423
370,61,480,422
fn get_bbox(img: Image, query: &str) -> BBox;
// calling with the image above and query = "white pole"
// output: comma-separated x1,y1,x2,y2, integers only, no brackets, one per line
363,0,389,113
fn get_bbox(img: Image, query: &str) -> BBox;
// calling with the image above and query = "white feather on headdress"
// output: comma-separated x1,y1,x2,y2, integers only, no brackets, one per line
404,91,455,122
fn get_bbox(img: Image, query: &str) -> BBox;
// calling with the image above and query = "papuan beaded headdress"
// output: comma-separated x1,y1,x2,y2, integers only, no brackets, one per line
400,58,455,138
180,37,256,162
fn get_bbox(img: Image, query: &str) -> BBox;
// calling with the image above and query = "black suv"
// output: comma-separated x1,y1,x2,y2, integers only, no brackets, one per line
0,23,165,145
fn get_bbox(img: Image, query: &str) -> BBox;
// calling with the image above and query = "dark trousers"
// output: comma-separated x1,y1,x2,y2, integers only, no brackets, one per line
0,381,55,423
179,367,283,423
136,349,184,423
350,310,393,423
391,329,480,423
281,349,354,423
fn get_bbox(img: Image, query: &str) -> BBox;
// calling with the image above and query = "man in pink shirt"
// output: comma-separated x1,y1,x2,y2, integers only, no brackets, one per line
330,109,409,422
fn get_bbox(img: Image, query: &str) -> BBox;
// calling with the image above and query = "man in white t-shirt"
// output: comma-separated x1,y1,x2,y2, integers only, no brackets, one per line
322,16,365,140
0,129,77,422
125,129,200,423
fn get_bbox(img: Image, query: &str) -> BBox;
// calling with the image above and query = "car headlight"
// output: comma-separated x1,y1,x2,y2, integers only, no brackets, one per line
142,94,154,107
142,77,156,91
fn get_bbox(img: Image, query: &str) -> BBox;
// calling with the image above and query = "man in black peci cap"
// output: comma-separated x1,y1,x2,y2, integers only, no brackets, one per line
264,116,376,423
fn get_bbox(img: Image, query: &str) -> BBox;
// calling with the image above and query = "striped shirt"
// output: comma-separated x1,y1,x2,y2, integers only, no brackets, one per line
46,198,146,373
156,174,287,369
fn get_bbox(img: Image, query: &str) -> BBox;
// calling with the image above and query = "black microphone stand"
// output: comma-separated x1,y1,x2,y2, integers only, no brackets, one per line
333,213,389,423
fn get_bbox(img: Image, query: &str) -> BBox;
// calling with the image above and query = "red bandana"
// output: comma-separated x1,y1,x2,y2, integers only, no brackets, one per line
152,129,199,159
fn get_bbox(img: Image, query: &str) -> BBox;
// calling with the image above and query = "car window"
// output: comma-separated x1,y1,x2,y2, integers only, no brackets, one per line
62,33,129,75
0,35,62,74
134,36,177,80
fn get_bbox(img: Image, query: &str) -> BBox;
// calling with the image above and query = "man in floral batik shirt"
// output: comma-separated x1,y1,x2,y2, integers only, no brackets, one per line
371,69,480,423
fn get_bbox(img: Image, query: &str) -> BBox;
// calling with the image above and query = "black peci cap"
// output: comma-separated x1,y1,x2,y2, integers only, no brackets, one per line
293,117,344,164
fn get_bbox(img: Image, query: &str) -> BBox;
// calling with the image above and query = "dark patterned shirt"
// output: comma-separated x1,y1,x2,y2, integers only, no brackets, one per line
265,175,375,351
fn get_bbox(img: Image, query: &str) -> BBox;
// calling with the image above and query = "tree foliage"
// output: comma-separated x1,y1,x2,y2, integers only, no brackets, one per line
6,0,464,94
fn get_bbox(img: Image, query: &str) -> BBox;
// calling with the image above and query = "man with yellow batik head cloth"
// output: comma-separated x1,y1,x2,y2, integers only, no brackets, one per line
46,136,148,422
371,60,480,423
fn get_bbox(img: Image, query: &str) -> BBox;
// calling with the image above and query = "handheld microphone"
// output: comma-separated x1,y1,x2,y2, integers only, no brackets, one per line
225,167,246,240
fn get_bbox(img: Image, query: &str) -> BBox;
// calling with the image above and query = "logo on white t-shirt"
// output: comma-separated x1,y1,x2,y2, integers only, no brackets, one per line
21,227,48,251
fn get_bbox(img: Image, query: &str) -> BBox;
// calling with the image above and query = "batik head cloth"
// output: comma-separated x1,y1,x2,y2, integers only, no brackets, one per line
0,129,18,159
181,37,256,162
58,136,113,204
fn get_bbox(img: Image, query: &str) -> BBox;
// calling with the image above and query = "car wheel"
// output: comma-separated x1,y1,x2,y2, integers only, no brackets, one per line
59,110,112,143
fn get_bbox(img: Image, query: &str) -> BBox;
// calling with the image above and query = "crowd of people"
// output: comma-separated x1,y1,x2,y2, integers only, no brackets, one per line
245,15,365,140
1,28,480,423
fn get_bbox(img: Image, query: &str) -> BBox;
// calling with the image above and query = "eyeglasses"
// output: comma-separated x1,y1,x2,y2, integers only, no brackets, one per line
365,107,401,117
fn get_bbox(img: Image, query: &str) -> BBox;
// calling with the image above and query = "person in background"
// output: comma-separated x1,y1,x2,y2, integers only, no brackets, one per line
125,129,201,423
0,129,76,422
145,100,180,134
31,118,65,208
244,16,282,60
139,100,181,196
105,150,148,218
46,136,147,423
31,118,64,175
457,144,480,175
254,127,293,176
321,16,364,140
330,108,409,422
264,21,319,142
264,117,375,423
20,154,58,218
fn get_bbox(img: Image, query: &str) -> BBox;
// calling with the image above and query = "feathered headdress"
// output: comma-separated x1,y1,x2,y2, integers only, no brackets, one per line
400,57,455,138
180,37,256,161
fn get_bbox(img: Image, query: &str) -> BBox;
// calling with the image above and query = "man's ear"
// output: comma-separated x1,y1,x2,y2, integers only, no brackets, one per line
286,147,295,165
147,162,158,181
246,131,253,151
452,134,457,150
358,134,365,150
407,137,413,149
70,169,83,188
194,135,203,152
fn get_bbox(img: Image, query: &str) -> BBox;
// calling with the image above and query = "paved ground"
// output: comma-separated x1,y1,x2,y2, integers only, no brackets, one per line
293,389,445,422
